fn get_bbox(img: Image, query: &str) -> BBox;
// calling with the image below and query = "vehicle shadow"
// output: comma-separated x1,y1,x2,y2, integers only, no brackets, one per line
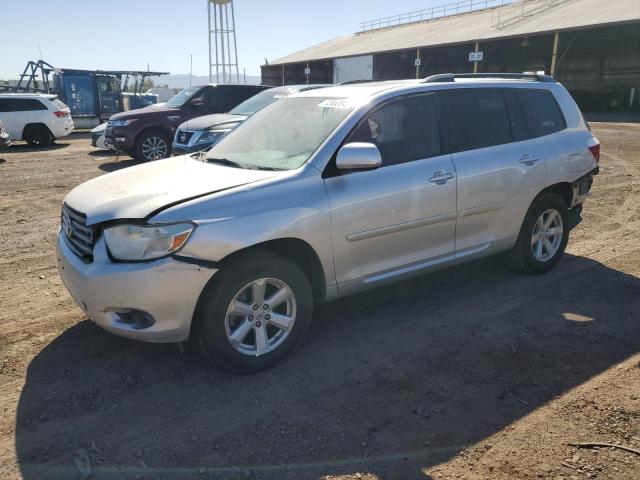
88,150,118,158
4,142,70,154
98,157,144,172
15,253,640,479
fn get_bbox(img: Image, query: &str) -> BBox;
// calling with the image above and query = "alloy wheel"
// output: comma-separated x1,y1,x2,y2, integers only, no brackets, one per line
224,278,297,356
531,208,564,262
141,136,168,160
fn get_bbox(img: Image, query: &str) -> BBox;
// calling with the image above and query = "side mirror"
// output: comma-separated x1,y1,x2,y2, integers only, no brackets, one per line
336,142,382,170
190,97,204,108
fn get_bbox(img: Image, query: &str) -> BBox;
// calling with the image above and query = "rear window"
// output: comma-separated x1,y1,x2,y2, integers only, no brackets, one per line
517,90,566,137
441,89,512,152
51,98,68,110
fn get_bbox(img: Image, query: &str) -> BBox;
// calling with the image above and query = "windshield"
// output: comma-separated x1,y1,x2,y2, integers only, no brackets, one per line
229,90,289,116
164,86,201,108
206,97,354,170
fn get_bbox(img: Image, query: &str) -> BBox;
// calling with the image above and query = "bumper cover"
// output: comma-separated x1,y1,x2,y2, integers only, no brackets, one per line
57,231,216,343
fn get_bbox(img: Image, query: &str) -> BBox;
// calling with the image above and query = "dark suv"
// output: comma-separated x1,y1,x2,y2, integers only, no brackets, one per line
104,84,268,161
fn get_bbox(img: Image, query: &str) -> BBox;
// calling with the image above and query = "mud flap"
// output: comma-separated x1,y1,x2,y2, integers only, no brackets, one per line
568,205,583,230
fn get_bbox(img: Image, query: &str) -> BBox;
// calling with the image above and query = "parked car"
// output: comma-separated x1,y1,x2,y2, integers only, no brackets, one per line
172,84,328,154
0,120,10,149
0,93,74,147
90,122,109,149
104,84,269,161
57,73,599,373
91,103,167,150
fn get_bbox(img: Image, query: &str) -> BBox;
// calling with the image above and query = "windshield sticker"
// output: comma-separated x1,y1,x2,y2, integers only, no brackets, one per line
317,99,352,109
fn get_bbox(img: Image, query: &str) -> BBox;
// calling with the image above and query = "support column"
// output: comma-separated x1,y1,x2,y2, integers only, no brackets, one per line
550,32,559,76
416,49,421,79
282,65,285,86
473,41,480,74
306,61,309,84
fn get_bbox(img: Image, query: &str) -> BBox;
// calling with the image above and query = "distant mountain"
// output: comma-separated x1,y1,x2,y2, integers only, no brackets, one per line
153,73,262,88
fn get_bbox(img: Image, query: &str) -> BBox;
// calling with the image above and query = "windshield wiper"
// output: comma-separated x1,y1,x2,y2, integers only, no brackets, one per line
206,157,256,169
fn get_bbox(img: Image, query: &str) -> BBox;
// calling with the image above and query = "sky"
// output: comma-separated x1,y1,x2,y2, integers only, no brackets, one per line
1,0,446,80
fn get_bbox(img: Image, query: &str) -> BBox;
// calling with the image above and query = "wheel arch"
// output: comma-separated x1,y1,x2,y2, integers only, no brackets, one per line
135,125,174,147
217,238,327,303
22,123,53,140
189,237,327,343
537,182,573,208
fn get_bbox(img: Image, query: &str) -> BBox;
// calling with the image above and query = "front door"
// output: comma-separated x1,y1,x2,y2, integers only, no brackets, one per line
325,93,457,291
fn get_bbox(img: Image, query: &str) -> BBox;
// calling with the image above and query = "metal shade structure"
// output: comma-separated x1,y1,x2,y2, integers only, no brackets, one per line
208,0,240,84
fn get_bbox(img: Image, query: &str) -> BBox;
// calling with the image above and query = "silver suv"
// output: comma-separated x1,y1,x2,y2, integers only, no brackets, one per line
57,73,600,373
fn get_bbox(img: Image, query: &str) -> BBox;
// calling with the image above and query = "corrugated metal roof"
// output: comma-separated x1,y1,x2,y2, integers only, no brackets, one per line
267,0,640,66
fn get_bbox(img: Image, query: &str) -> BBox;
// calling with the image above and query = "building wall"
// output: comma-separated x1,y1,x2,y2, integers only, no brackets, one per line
262,23,640,111
261,60,333,86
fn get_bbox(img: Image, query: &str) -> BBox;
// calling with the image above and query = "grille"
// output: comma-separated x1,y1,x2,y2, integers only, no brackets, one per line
175,129,194,145
61,204,97,262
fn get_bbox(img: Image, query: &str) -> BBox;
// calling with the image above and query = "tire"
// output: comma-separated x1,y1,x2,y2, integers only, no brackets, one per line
194,251,314,374
134,130,171,161
24,125,53,147
508,192,570,274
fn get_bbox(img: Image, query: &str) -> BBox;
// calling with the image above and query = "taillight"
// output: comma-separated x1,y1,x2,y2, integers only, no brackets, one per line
53,110,68,118
588,143,600,163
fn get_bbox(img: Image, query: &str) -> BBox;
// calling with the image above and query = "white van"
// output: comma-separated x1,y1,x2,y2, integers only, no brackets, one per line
0,93,74,147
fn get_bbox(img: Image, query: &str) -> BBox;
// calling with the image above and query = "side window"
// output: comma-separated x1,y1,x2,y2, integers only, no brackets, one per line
348,94,442,167
504,90,529,142
224,87,255,111
0,99,14,112
517,90,566,137
25,99,48,111
203,87,225,111
4,99,48,112
441,89,512,152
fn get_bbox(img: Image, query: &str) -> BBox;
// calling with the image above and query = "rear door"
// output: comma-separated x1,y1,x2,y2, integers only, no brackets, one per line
0,98,22,138
440,88,546,253
0,98,46,139
325,93,457,289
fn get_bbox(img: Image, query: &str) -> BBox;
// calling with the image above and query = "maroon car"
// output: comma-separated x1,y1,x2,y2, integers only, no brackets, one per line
105,84,268,161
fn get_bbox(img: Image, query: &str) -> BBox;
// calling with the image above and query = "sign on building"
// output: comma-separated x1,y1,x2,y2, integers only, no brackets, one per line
469,51,484,62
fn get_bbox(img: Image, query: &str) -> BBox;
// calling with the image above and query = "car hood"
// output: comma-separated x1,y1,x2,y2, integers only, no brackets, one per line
64,155,278,225
178,113,247,131
110,105,179,120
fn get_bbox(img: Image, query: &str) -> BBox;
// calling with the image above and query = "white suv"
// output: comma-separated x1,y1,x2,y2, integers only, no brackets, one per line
0,93,74,147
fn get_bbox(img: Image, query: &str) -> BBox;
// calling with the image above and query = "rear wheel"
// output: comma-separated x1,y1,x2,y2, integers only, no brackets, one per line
508,192,569,274
194,251,314,373
135,130,171,161
24,125,53,147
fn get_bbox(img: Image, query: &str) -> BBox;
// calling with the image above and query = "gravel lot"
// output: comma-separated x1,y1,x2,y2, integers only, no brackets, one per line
0,124,639,480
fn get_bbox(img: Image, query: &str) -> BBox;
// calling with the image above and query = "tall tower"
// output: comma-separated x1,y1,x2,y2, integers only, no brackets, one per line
208,0,240,84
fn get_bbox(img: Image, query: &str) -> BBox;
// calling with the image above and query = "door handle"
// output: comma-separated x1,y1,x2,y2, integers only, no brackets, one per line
519,154,540,166
429,171,454,184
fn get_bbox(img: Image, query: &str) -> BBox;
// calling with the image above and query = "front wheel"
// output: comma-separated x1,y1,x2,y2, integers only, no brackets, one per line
508,192,570,274
194,251,314,373
135,131,171,161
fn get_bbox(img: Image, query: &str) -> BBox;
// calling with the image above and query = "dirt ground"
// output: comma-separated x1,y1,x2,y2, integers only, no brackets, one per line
0,125,638,480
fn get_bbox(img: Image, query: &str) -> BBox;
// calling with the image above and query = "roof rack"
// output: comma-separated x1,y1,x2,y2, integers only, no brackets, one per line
337,79,375,85
422,72,556,83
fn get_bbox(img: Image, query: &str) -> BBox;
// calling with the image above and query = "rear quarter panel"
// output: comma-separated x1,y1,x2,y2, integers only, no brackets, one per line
544,84,597,186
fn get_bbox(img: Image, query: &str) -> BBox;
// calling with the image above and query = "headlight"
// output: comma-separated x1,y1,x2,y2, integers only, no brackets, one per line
104,223,195,261
109,119,137,127
196,129,230,145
